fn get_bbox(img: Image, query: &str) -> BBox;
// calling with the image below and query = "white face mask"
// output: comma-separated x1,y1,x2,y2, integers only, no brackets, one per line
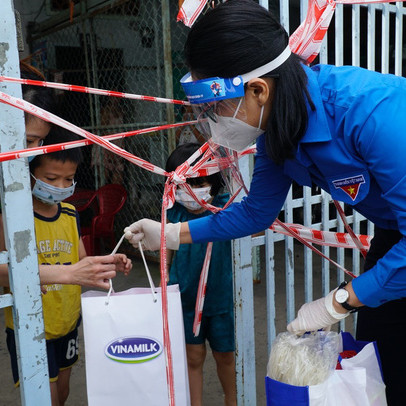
31,174,76,205
175,186,212,211
209,99,264,152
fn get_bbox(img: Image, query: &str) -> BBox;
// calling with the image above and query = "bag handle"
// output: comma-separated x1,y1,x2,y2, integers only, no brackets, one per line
137,241,158,302
105,234,157,305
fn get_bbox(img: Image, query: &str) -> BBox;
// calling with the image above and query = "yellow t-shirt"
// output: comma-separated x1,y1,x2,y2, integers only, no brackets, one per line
5,202,81,340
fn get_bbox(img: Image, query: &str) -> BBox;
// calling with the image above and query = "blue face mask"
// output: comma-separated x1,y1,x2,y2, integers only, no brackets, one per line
31,174,76,205
27,140,44,162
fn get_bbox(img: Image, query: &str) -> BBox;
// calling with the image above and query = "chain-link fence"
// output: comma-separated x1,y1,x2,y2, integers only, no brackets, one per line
28,0,195,257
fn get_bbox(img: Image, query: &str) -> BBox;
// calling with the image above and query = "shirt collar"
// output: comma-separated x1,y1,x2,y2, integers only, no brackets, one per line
299,64,332,144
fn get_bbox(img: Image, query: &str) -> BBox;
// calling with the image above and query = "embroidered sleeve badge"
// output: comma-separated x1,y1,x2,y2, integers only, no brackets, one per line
332,175,365,201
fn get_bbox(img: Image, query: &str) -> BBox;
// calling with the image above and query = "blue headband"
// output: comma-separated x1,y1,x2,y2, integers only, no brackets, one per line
180,74,245,104
180,45,291,105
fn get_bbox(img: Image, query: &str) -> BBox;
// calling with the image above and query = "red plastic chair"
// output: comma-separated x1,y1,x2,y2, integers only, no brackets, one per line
84,184,127,255
65,188,98,237
65,189,96,213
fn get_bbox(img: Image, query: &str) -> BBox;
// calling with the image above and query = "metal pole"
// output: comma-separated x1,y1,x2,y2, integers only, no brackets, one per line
80,2,101,188
0,1,50,404
88,17,104,186
161,0,176,155
233,155,256,405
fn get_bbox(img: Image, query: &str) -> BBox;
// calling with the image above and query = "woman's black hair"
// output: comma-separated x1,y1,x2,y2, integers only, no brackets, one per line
166,143,224,196
30,127,83,172
20,65,57,124
184,0,315,164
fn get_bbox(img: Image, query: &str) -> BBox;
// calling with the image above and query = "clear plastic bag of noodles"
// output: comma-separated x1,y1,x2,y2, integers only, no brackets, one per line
267,331,340,386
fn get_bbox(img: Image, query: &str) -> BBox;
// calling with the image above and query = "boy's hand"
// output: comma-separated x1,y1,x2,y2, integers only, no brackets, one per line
111,253,132,276
70,255,128,289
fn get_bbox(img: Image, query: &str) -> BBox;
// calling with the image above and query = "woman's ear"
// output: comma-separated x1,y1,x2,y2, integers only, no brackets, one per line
246,78,274,106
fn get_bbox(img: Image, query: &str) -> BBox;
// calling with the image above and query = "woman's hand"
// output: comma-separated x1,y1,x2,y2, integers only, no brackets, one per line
287,289,350,335
124,219,181,250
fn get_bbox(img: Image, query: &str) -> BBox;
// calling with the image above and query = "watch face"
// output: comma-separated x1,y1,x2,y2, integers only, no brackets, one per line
336,288,349,304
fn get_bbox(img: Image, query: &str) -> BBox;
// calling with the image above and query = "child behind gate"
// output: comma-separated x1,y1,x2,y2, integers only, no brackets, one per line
166,143,236,406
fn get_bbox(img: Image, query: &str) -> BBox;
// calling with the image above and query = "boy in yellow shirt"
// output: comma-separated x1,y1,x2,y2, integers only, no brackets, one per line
1,128,131,405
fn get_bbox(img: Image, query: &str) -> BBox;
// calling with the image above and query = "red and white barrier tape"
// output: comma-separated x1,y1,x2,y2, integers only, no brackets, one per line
0,120,197,163
161,182,175,405
193,242,213,336
333,200,368,258
177,0,207,27
0,91,172,175
270,222,371,251
290,0,336,64
0,76,190,106
290,0,405,64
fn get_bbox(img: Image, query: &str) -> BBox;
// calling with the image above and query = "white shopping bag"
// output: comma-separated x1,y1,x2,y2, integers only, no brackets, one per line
308,342,386,406
82,285,190,406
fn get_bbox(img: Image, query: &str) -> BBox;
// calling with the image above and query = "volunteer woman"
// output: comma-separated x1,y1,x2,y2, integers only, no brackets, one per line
124,1,405,403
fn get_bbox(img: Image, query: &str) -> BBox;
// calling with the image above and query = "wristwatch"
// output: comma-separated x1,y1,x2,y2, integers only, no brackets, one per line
335,281,360,313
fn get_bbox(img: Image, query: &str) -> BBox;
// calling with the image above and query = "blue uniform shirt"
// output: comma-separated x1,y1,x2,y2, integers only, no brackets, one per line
189,64,406,308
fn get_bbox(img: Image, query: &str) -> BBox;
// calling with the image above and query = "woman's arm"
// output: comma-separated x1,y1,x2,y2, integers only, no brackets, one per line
188,136,291,243
348,87,406,306
179,222,192,244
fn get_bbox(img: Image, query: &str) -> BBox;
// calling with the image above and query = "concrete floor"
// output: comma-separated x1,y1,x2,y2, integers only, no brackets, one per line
0,240,357,405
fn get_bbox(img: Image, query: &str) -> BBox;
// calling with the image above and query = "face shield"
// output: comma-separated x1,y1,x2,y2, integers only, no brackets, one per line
180,45,291,152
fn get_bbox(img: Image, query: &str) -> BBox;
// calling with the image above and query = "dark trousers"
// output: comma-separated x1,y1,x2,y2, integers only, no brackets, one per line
356,226,406,406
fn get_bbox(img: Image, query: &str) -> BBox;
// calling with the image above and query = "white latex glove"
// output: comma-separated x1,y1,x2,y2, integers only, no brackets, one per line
124,219,181,251
287,289,350,335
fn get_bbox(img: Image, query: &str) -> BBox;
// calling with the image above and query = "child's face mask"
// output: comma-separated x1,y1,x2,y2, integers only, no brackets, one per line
31,174,76,205
175,186,211,211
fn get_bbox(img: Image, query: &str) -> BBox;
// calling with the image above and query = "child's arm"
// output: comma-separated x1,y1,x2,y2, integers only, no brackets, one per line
50,255,131,289
0,239,131,290
79,236,131,277
0,257,126,288
41,236,131,288
73,236,132,287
